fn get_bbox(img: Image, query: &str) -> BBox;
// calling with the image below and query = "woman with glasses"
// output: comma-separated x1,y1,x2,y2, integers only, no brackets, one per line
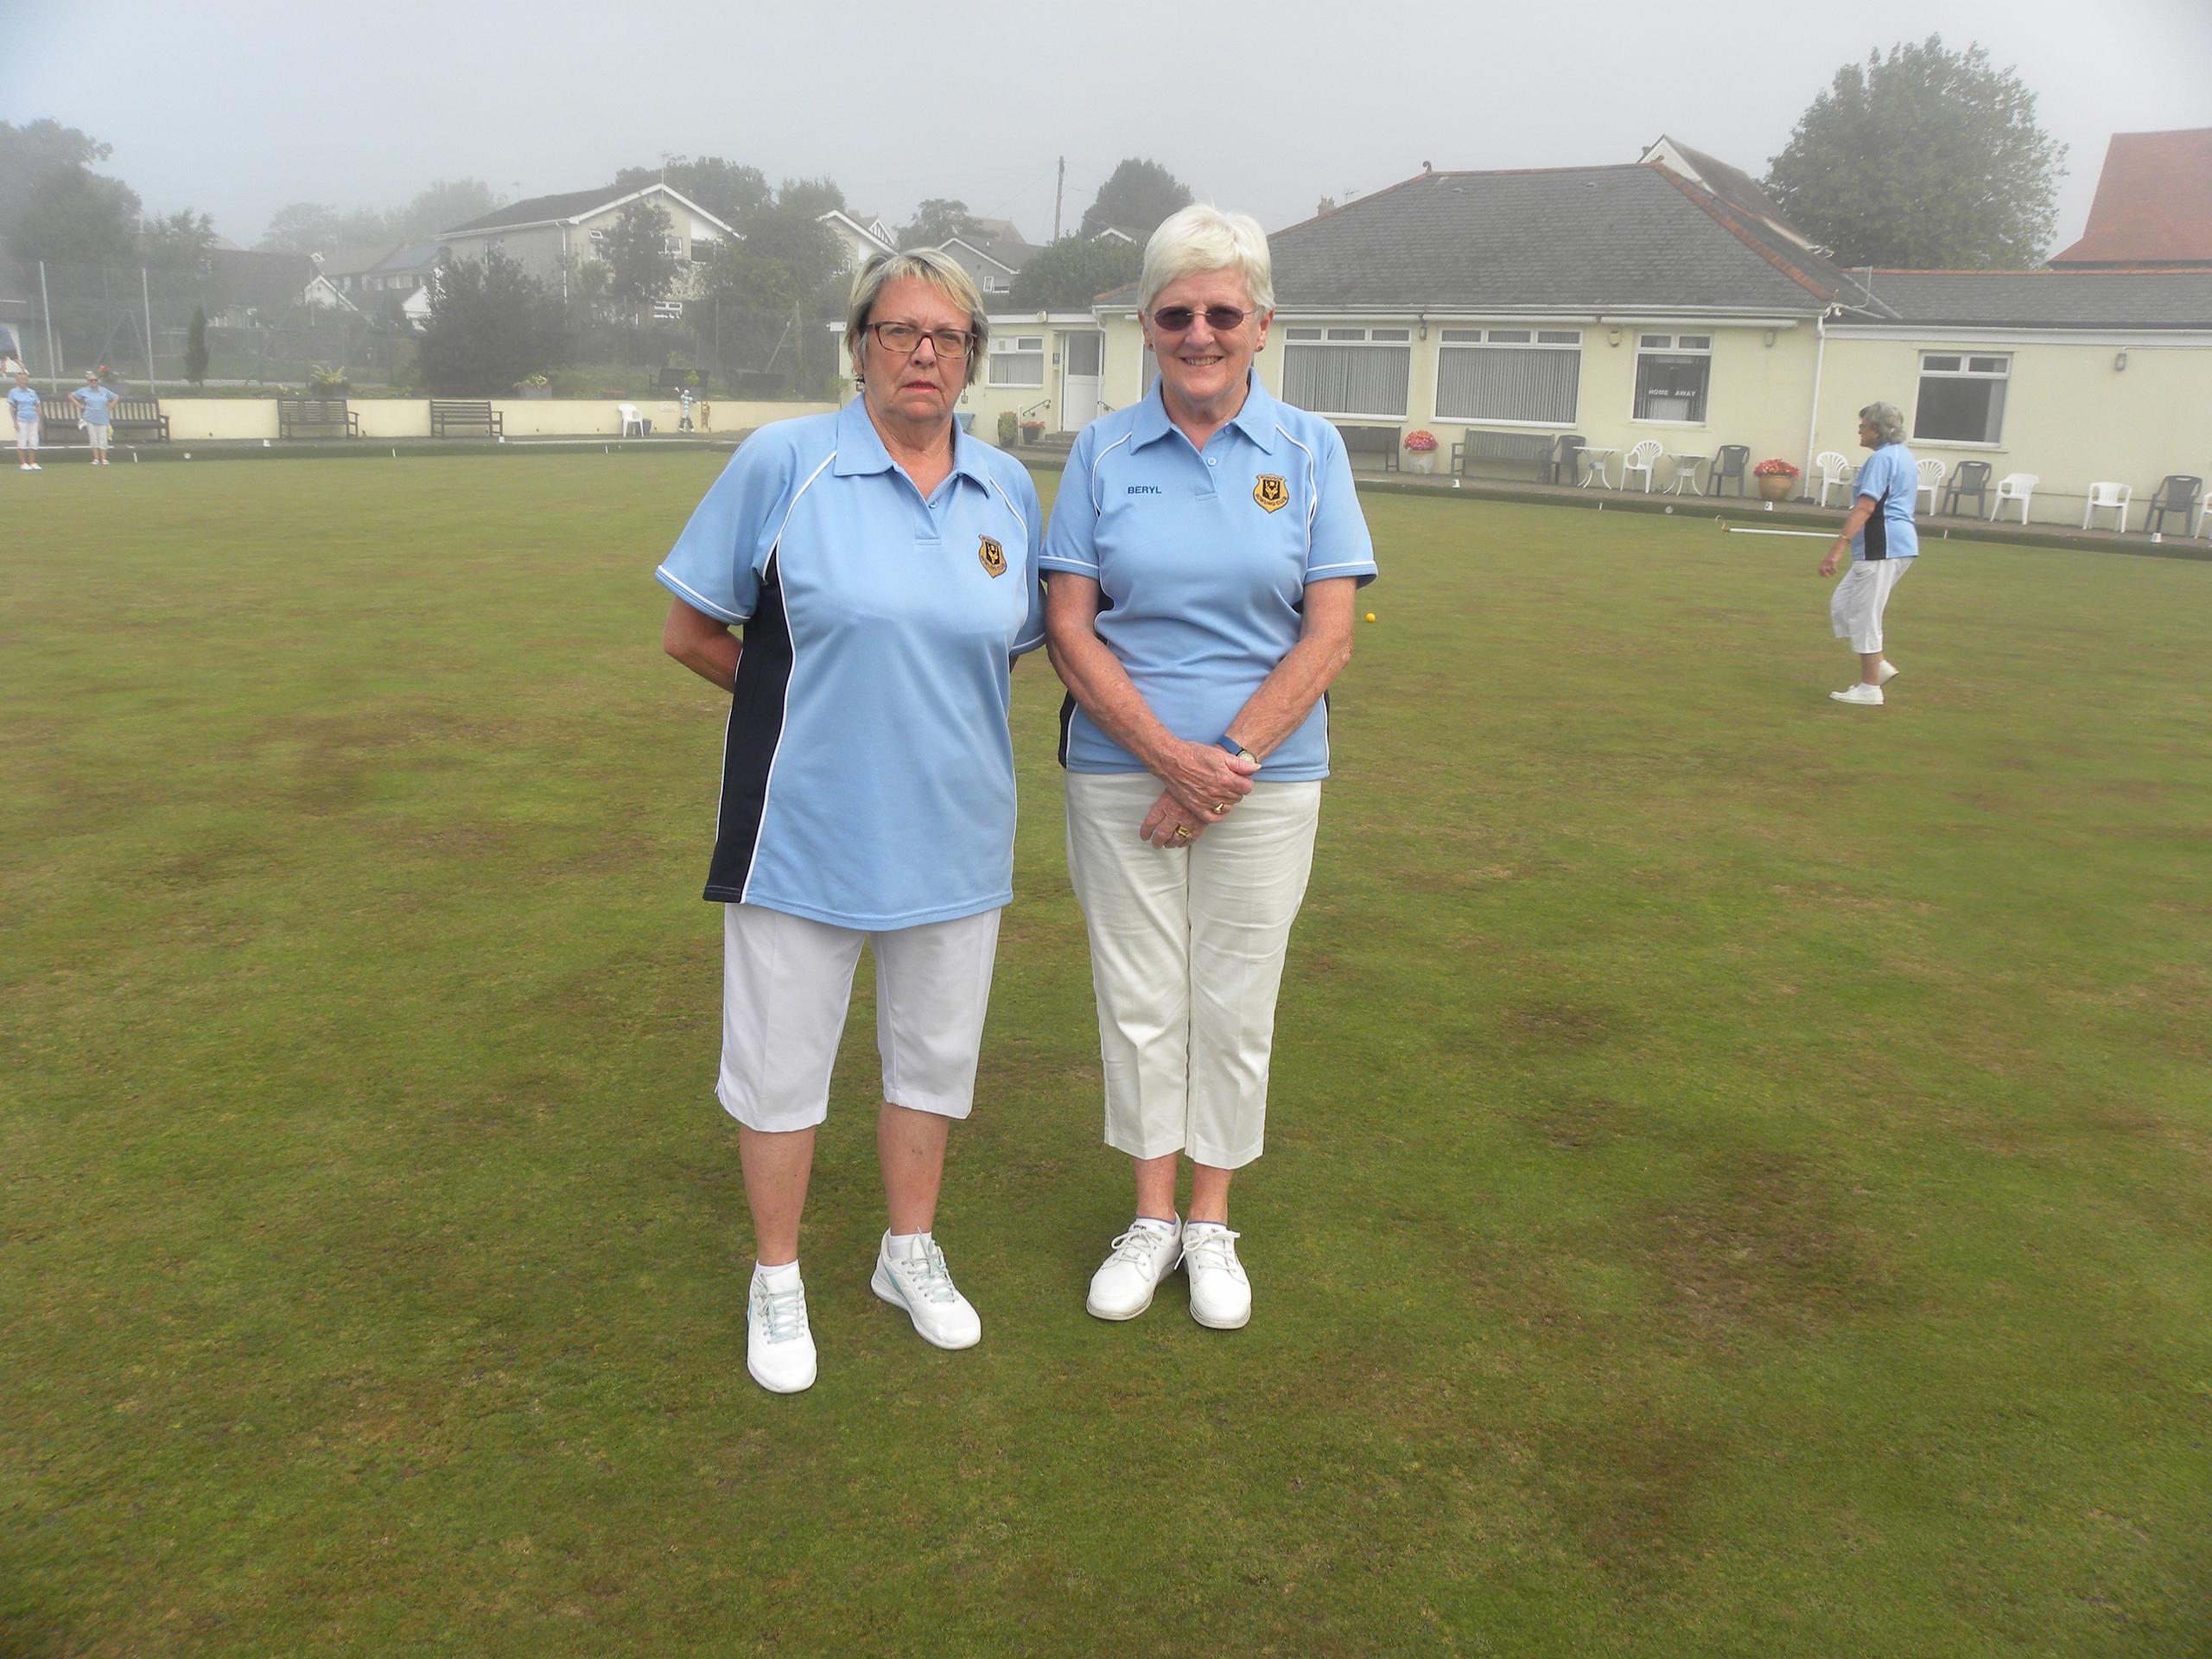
1041,205,1376,1331
657,249,1046,1394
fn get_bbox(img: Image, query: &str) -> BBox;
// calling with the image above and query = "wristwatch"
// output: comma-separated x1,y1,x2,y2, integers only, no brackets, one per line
1215,734,1261,768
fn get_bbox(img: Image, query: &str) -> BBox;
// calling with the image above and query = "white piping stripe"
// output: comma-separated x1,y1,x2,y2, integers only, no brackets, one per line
657,565,746,623
739,447,836,906
1090,431,1134,512
1305,559,1372,575
1273,423,1320,554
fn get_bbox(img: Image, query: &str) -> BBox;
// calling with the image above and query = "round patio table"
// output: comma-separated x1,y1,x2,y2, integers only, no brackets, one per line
1664,453,1706,495
1578,446,1618,488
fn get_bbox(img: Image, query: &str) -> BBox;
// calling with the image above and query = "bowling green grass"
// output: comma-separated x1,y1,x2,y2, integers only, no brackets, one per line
3,453,2208,1658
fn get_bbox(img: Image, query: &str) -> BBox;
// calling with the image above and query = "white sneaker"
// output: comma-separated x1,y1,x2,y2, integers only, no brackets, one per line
1877,659,1899,685
746,1268,817,1395
871,1231,981,1350
25,463,40,471
1182,1224,1251,1330
1085,1217,1182,1320
1830,683,1884,706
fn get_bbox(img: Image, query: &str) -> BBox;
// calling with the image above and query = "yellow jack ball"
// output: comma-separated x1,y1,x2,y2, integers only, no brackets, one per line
1363,612,1377,623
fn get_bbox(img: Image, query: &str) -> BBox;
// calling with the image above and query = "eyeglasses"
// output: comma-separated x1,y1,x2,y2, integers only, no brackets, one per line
1149,304,1251,334
866,321,976,360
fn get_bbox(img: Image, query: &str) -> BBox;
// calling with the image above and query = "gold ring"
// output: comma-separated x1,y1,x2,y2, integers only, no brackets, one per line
1214,802,1231,813
1173,826,1192,840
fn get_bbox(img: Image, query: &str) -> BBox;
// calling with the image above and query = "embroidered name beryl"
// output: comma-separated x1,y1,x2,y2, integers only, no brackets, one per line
977,536,1007,576
1127,484,1162,495
1253,474,1288,512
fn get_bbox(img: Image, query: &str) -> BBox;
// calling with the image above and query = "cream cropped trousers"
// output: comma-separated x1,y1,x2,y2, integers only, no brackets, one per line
1065,772,1321,1170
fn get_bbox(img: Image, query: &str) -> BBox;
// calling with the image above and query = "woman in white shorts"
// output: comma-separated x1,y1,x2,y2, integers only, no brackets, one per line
1820,400,1920,707
10,371,42,470
658,250,1046,1394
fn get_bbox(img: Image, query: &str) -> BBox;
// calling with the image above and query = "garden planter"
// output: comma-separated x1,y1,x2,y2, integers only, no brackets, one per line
1756,474,1795,501
1408,451,1436,475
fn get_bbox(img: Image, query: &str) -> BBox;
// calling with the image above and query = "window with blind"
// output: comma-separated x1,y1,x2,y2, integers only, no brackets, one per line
1434,327,1580,423
1913,353,2009,443
1281,326,1411,420
988,335,1045,388
1631,334,1712,423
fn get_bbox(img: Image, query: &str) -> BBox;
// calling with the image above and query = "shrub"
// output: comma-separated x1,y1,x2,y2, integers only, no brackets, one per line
996,410,1019,448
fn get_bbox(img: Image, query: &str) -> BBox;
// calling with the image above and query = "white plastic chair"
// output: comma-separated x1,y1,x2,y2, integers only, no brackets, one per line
618,403,645,437
1914,457,1948,515
1622,439,1664,493
1814,450,1857,508
1989,473,2037,524
2081,480,2131,531
2198,491,2212,539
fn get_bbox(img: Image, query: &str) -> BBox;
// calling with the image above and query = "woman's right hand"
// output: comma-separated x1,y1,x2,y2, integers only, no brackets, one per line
1153,739,1260,822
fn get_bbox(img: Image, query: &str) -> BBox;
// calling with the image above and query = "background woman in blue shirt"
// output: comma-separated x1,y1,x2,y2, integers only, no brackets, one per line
658,251,1046,1394
1043,206,1377,1332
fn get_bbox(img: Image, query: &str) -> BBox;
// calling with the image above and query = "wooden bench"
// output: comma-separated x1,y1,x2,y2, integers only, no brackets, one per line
1332,423,1399,472
37,394,170,443
1451,429,1558,481
278,398,359,439
429,399,504,438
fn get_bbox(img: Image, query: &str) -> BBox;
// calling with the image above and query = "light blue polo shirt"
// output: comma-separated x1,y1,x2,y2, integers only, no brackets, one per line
8,386,41,426
1851,442,1920,562
1040,372,1376,780
656,397,1046,930
73,385,118,425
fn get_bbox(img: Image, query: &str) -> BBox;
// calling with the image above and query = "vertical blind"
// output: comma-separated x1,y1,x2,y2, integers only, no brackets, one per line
1282,342,1410,418
1435,346,1580,423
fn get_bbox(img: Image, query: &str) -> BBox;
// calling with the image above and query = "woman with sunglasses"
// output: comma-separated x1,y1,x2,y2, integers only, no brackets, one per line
1042,205,1376,1331
658,249,1046,1394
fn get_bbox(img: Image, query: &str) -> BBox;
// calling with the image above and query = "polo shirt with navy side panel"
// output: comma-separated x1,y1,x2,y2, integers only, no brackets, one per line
73,385,118,425
8,385,40,429
656,397,1046,930
1851,442,1920,562
1039,373,1376,781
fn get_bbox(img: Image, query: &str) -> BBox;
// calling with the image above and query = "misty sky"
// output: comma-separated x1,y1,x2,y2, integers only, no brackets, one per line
12,0,2209,253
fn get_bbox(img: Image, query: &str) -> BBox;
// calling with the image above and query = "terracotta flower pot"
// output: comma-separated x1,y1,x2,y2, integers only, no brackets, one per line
1756,474,1795,501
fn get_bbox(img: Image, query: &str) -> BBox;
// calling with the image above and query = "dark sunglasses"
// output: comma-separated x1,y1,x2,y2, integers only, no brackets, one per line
1150,304,1250,334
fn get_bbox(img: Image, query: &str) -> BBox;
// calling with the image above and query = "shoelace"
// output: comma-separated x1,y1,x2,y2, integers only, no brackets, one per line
1182,1228,1244,1279
754,1282,810,1343
896,1240,960,1305
1107,1225,1176,1267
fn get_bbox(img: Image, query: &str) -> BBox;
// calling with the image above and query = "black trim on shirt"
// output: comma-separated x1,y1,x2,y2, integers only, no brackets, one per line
703,548,791,903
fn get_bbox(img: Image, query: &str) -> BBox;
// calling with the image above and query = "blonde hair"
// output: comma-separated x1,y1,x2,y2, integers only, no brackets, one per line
844,248,990,388
1139,204,1274,316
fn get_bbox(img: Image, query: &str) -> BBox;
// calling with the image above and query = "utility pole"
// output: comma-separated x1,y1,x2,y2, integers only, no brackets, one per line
1052,156,1065,241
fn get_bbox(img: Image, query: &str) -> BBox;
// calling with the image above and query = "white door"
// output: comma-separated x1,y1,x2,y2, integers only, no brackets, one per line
1059,331,1103,430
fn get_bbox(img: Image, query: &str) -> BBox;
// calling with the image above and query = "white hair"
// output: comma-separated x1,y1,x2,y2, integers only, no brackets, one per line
1138,204,1274,316
1859,400,1907,443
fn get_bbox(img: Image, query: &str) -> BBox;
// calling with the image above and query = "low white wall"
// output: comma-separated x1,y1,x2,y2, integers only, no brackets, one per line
152,397,837,442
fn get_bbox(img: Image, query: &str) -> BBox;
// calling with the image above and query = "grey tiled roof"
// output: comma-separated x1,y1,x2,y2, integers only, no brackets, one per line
1255,166,1849,314
1834,270,2212,328
443,187,626,234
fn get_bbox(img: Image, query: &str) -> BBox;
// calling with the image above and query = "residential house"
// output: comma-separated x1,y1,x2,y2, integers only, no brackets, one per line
818,210,897,274
435,183,741,313
935,219,1039,300
2050,129,2212,269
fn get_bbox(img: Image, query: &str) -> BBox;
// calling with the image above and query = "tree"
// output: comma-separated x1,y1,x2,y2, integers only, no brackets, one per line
692,192,848,386
1010,235,1141,309
613,157,771,230
143,209,219,284
183,306,209,386
15,165,141,267
1764,35,2066,269
601,199,677,320
0,119,111,240
417,250,566,394
774,176,846,221
260,201,343,251
1077,159,1191,241
391,178,501,239
899,198,979,250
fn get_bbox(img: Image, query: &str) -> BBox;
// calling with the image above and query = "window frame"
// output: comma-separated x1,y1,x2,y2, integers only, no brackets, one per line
1430,326,1583,428
1629,332,1713,426
1910,350,2012,447
987,333,1046,389
1280,323,1413,422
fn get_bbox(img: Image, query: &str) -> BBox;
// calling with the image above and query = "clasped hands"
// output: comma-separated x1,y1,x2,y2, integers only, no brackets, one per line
1138,739,1261,849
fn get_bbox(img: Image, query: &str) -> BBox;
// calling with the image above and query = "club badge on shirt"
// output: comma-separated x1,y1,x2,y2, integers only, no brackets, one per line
1253,475,1287,512
977,535,1007,577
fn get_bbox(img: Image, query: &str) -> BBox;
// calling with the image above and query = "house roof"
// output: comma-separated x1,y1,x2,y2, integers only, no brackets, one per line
440,184,739,241
321,242,402,278
941,230,1039,274
2050,129,2212,267
1162,164,1860,315
1831,268,2212,329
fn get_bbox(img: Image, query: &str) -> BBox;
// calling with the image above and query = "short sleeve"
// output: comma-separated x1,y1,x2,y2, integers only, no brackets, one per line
1303,423,1378,588
1039,429,1103,578
1008,465,1048,657
1856,449,1894,505
655,436,795,623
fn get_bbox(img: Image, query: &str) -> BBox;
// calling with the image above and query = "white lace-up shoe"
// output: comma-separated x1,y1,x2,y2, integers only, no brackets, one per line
1085,1217,1183,1320
746,1270,817,1395
871,1231,982,1350
1829,683,1884,706
1876,658,1899,686
1182,1224,1251,1330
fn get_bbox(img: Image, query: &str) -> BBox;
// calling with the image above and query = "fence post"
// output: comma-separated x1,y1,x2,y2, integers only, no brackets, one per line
143,268,158,393
39,261,59,386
